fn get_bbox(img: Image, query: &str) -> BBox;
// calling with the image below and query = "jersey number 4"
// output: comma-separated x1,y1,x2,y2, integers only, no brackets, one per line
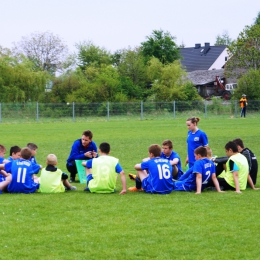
157,164,171,179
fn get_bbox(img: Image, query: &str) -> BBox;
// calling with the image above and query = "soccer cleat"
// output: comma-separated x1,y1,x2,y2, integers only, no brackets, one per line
128,173,136,181
128,186,143,192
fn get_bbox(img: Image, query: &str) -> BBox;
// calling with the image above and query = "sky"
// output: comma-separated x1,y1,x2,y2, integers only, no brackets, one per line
1,0,259,54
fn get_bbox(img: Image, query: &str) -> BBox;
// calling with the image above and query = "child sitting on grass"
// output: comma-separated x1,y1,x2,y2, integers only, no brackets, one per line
0,147,41,193
128,140,182,191
7,145,21,162
39,154,76,193
173,146,223,194
82,142,126,194
131,144,174,194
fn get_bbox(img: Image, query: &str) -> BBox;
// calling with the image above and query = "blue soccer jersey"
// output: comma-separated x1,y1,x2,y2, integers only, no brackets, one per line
0,157,6,182
193,158,215,190
187,129,208,166
173,158,215,192
141,157,174,194
161,150,183,179
5,159,41,193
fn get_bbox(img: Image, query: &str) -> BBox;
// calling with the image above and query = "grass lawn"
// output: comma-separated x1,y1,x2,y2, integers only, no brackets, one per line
0,117,260,260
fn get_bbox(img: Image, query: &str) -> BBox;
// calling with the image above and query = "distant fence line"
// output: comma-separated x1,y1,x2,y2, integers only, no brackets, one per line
0,100,259,123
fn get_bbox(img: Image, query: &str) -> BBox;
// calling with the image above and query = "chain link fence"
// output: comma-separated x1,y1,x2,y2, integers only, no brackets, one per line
0,100,259,123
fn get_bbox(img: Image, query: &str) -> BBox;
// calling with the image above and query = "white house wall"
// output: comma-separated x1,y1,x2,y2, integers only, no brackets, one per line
208,48,228,70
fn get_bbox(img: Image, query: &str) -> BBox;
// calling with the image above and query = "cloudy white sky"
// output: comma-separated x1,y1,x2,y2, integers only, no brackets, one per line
1,0,259,53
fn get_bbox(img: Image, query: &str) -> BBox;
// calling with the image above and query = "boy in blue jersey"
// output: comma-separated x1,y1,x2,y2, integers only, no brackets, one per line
173,146,222,194
67,130,98,182
0,145,9,185
0,145,8,164
160,139,183,180
134,144,174,194
128,140,182,191
7,146,21,162
82,142,126,194
0,147,41,193
27,143,41,166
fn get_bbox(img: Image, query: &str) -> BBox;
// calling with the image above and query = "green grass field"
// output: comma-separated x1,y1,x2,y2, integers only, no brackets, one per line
1,117,260,260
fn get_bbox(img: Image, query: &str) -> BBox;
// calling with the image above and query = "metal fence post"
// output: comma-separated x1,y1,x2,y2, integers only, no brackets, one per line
107,102,110,121
173,101,176,119
204,100,207,118
72,102,75,122
36,102,39,122
141,101,143,120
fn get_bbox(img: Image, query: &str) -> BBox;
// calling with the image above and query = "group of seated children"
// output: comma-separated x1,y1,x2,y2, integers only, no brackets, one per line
0,138,258,195
0,143,77,194
128,138,258,194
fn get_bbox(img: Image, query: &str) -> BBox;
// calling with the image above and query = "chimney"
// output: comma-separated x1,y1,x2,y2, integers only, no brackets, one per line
195,43,201,49
203,42,210,54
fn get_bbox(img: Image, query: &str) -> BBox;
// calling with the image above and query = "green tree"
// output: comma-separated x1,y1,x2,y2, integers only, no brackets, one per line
76,41,112,70
114,47,148,100
234,69,260,100
13,31,68,74
225,23,260,77
0,54,47,102
141,30,180,64
215,31,232,46
254,11,260,25
147,57,201,101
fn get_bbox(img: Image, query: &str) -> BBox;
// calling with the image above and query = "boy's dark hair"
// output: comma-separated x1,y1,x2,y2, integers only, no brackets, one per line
225,141,238,152
149,144,161,157
162,140,173,149
194,146,207,157
99,142,110,154
10,146,21,156
21,147,32,160
232,138,244,149
27,143,38,150
82,130,93,139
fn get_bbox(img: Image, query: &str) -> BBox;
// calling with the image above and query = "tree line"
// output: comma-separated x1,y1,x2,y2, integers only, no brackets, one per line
0,12,260,103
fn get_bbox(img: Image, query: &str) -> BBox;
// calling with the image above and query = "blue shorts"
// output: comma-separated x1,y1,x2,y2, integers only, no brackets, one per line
173,180,196,192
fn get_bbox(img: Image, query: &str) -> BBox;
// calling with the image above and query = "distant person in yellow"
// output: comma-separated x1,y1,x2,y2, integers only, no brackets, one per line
82,142,127,194
239,94,248,118
39,154,77,193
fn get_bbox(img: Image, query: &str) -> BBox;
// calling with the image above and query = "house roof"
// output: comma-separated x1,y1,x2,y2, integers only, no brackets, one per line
186,69,224,85
180,43,227,72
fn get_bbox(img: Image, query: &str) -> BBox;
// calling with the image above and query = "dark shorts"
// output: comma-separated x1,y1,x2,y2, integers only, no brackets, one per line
217,178,235,190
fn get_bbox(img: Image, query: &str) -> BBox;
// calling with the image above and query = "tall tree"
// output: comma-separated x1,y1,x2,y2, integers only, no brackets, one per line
234,69,260,100
141,30,180,64
0,54,47,102
13,31,68,74
147,57,201,101
254,11,260,25
113,47,148,100
76,41,112,70
225,23,260,77
215,31,232,46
